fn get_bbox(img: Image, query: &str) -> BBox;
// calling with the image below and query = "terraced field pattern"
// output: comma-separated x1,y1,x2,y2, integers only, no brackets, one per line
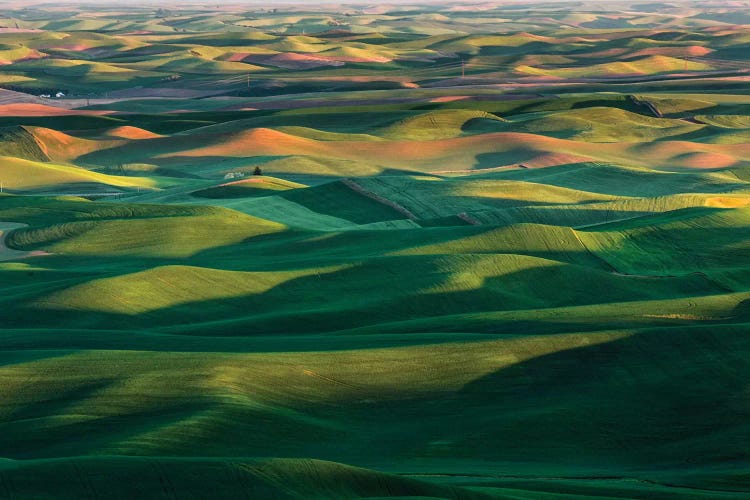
0,1,749,498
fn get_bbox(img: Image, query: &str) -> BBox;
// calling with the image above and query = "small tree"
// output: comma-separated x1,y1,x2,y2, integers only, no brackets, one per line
253,166,263,176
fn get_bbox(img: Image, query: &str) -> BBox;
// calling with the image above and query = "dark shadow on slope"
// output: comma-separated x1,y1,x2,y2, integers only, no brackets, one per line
0,400,211,459
4,250,732,337
449,329,750,469
467,162,748,197
0,457,496,499
473,151,540,170
3,329,748,489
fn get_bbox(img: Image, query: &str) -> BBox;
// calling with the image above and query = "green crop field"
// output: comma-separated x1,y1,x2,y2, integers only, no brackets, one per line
0,0,749,498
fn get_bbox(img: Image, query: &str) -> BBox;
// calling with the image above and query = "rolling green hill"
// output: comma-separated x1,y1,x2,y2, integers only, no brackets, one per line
1,1,750,499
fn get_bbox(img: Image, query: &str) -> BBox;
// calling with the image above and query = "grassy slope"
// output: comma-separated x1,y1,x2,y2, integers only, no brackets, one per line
3,7,750,498
3,167,748,498
191,176,305,199
5,202,284,258
0,457,496,500
0,329,746,499
3,105,750,497
0,156,156,192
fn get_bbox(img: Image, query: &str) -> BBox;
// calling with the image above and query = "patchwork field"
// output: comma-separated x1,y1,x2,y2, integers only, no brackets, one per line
0,1,749,498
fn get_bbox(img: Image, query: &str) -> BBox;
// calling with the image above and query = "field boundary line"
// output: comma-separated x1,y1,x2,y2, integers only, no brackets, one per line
341,179,418,220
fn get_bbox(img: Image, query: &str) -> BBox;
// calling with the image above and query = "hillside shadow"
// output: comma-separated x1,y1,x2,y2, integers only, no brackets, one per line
0,398,210,459
6,377,117,423
4,196,748,340
444,329,750,467
473,151,538,170
14,181,131,197
462,205,717,228
653,126,727,143
6,328,747,471
0,349,75,367
468,162,748,196
7,244,733,337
